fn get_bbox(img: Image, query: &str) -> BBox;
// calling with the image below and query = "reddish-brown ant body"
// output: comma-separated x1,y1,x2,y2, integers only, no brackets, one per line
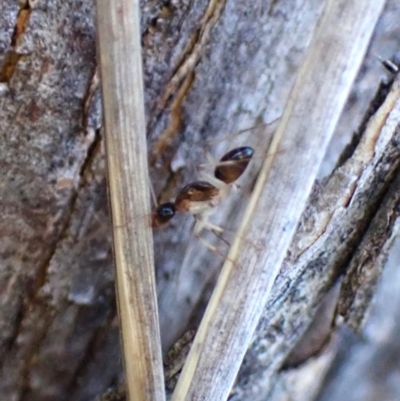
152,146,254,232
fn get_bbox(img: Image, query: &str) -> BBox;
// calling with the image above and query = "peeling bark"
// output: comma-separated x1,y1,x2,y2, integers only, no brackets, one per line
1,1,400,401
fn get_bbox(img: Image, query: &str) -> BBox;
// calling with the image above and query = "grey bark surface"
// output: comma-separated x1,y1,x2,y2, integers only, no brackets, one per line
1,1,400,401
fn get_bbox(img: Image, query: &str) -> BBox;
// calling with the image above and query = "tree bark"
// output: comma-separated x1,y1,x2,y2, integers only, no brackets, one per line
1,1,400,401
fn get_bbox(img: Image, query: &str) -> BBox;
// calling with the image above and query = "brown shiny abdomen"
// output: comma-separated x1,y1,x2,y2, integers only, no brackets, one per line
214,146,254,184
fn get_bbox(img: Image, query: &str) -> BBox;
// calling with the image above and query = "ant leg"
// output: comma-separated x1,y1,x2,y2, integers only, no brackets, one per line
172,232,238,286
197,217,262,253
197,236,224,255
197,171,231,195
197,151,218,174
200,219,224,233
172,227,229,286
193,218,232,257
195,236,243,272
211,229,231,247
195,217,231,246
206,117,281,146
195,235,239,268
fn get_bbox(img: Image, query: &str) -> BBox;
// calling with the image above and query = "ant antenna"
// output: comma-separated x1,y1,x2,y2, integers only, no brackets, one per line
148,176,158,207
206,116,281,146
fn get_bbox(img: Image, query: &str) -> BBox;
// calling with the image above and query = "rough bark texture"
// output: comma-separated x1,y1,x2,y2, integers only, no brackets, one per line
1,1,400,401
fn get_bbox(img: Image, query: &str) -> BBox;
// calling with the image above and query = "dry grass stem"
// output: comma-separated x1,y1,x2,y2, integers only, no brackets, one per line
171,0,386,400
96,1,165,400
233,63,400,400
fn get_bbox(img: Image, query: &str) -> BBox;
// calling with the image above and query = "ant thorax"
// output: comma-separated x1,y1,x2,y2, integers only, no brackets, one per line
174,181,221,215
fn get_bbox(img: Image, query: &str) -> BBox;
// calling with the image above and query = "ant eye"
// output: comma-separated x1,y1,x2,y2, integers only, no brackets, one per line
159,203,175,218
152,202,176,228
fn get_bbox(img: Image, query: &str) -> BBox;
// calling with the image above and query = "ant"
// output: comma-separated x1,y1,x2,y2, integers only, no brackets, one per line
151,146,254,241
151,117,280,250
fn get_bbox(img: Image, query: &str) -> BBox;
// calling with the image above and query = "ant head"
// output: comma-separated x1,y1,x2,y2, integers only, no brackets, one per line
152,202,176,228
214,146,254,184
